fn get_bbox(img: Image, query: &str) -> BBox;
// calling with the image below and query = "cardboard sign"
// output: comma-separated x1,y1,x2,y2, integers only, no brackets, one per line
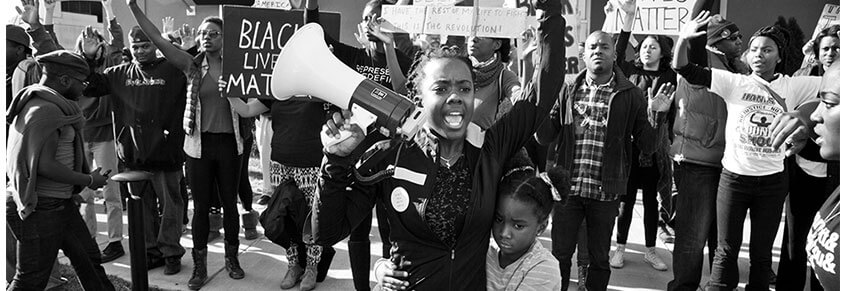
602,0,695,35
252,0,292,9
810,4,840,39
221,6,340,99
382,5,527,38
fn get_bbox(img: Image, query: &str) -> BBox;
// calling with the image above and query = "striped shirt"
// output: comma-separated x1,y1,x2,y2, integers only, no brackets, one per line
570,74,618,201
486,239,561,291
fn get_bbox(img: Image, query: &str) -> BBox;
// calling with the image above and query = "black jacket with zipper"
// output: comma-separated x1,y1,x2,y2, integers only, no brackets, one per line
313,7,565,290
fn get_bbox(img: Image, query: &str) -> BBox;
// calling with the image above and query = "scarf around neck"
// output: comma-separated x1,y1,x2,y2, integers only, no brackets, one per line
472,53,505,89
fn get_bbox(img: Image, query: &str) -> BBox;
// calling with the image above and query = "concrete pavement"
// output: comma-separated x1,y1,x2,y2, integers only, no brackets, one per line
71,193,786,290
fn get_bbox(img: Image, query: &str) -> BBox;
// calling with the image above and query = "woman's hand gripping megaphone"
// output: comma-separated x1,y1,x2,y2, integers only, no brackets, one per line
322,109,368,157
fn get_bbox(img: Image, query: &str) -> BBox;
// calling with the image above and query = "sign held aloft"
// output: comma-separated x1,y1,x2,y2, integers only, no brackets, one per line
602,0,694,35
221,6,340,99
382,5,528,38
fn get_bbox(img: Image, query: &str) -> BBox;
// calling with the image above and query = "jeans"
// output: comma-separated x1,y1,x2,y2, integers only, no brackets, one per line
79,141,123,242
551,196,619,291
707,169,788,291
576,219,589,266
7,198,115,291
187,132,242,249
256,115,274,196
776,158,836,291
616,164,659,247
132,169,186,259
668,161,719,291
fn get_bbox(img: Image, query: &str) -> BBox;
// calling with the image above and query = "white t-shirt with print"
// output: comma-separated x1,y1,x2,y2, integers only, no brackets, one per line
709,69,821,176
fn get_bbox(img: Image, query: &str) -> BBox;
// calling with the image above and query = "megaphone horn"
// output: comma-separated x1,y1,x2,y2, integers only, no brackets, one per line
271,23,423,142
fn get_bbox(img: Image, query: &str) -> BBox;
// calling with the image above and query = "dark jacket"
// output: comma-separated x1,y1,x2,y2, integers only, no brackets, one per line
78,18,125,142
536,67,658,197
84,58,188,171
669,35,748,167
314,11,565,291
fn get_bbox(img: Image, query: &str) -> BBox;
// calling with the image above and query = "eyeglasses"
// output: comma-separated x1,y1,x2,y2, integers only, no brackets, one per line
199,30,222,39
725,33,743,41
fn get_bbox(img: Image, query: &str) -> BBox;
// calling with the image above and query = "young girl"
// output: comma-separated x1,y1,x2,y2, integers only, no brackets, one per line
487,167,561,291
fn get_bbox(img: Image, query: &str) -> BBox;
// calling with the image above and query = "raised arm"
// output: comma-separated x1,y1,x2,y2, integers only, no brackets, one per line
126,0,194,71
672,11,713,87
17,0,60,56
611,0,636,67
370,19,408,94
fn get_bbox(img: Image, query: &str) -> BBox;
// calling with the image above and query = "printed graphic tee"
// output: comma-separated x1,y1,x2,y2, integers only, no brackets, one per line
807,187,839,290
709,69,821,176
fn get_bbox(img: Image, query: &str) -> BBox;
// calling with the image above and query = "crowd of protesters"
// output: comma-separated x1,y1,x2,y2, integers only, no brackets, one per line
5,0,840,290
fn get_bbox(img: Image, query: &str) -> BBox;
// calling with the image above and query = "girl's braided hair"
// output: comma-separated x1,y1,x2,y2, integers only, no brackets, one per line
498,167,554,222
404,45,476,99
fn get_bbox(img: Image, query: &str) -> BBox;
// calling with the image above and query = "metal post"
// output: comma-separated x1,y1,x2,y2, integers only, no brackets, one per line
120,181,148,291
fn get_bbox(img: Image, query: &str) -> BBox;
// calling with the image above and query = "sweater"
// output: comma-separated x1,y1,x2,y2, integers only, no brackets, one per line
7,85,89,220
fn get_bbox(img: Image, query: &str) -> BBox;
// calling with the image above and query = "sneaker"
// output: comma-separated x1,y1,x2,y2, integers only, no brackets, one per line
609,249,624,269
577,265,588,291
257,195,271,206
101,241,125,263
644,248,668,271
164,256,182,275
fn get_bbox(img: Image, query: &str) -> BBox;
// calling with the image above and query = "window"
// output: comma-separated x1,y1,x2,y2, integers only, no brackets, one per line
61,1,104,23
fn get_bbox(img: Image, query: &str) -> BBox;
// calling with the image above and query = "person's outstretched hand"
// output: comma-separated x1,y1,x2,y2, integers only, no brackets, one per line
769,111,810,157
648,83,676,113
81,26,103,58
678,10,711,41
17,0,41,27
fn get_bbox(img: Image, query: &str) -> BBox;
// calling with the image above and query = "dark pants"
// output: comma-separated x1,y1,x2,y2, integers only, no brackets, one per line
617,165,659,247
348,203,392,291
209,135,255,212
187,133,242,248
552,196,619,291
6,198,115,291
133,169,185,260
776,158,836,291
668,161,719,291
707,169,787,291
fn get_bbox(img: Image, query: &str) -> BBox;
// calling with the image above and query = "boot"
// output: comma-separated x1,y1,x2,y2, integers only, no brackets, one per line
242,210,259,240
348,242,371,290
280,244,304,289
208,208,223,242
188,248,208,290
300,245,322,291
316,247,335,282
225,244,245,279
300,264,318,291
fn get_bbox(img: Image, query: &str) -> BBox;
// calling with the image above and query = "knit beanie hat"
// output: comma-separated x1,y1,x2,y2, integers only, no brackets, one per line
707,15,740,46
751,25,790,54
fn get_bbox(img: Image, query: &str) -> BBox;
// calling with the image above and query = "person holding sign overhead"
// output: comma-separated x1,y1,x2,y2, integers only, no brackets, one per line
672,11,823,291
314,0,565,289
603,0,675,272
126,1,248,288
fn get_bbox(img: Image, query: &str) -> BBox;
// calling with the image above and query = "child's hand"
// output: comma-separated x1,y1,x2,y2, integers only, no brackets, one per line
376,256,411,290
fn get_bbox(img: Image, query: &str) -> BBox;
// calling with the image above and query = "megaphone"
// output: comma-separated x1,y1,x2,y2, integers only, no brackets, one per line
271,23,423,145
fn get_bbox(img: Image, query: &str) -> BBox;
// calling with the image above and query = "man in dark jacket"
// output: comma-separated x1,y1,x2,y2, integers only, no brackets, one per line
84,26,188,275
666,13,748,291
536,30,667,291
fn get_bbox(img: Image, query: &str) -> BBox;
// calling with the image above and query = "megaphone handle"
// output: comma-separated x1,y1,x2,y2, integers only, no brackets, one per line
321,105,378,148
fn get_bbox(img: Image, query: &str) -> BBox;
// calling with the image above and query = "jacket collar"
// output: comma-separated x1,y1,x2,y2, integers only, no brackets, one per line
571,65,636,92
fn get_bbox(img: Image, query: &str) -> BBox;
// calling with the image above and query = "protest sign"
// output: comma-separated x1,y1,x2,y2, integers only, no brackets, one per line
252,0,291,9
382,5,527,38
221,6,340,99
602,0,694,35
810,4,840,39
